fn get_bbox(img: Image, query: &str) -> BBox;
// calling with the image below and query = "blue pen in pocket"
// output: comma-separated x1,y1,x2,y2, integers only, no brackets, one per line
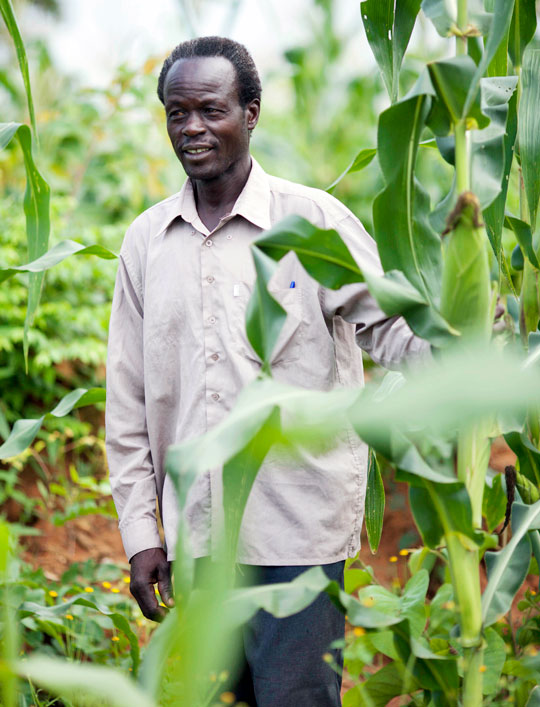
289,281,295,288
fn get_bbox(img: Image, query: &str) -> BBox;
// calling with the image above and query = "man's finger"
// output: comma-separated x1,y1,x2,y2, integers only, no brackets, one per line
157,562,175,608
130,578,166,621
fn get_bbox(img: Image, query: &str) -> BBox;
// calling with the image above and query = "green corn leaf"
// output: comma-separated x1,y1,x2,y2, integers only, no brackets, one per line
463,0,516,118
485,0,509,77
0,387,105,459
365,448,385,553
505,430,540,487
428,56,490,131
0,239,117,284
245,248,287,370
165,347,540,529
521,260,540,337
326,147,377,192
482,627,507,695
409,481,481,549
16,657,154,707
252,215,364,288
484,89,517,263
482,500,540,626
374,93,442,304
0,522,17,707
0,1,37,137
509,0,537,69
518,48,540,231
223,407,281,565
472,76,518,211
0,122,50,366
505,216,539,268
361,0,421,103
483,473,507,533
526,687,540,707
226,565,402,628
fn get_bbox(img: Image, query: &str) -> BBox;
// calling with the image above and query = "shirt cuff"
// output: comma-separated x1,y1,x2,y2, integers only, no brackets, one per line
120,518,163,561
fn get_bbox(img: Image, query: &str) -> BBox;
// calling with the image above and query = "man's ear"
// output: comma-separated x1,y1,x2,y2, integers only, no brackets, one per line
246,98,260,132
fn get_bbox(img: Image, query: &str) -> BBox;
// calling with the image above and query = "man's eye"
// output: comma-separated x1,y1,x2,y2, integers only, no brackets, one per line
205,107,220,115
168,110,185,119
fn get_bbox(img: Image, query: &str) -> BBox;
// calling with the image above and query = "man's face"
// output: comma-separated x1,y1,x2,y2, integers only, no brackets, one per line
163,56,260,182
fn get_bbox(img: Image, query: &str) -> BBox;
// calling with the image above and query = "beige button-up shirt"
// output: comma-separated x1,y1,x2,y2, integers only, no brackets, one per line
106,158,428,565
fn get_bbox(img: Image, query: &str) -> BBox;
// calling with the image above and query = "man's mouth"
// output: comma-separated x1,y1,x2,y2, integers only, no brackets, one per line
182,146,213,155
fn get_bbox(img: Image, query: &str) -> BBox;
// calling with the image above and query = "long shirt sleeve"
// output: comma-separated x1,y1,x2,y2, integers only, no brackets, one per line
106,249,162,560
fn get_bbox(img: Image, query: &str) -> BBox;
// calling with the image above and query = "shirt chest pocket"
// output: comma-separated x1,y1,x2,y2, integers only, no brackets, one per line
230,285,304,365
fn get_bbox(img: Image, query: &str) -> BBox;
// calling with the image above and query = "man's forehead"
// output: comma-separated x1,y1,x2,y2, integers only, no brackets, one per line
164,56,238,97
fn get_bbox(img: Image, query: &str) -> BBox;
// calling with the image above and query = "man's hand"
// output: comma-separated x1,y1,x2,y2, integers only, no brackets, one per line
129,547,174,621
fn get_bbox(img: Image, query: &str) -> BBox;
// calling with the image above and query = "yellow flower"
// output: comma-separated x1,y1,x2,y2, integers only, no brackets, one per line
399,549,409,556
111,587,120,594
102,581,111,589
65,614,74,620
218,671,229,682
111,636,120,642
442,601,456,611
123,576,130,584
479,665,487,673
48,590,58,598
353,627,366,637
531,590,537,596
220,692,236,704
389,556,398,563
322,653,333,663
84,587,94,593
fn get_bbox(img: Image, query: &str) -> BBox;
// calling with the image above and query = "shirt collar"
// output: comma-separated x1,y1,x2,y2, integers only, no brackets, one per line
155,157,272,237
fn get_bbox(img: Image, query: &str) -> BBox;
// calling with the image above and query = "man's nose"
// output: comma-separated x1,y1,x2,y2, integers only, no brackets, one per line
182,112,205,136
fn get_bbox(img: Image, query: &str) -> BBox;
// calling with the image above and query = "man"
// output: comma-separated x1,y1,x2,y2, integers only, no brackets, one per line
106,36,428,706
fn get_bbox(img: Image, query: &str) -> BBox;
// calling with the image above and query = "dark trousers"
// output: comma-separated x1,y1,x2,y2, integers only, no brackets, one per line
231,561,346,707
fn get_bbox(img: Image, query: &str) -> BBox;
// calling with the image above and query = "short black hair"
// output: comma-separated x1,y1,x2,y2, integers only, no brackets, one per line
157,36,261,108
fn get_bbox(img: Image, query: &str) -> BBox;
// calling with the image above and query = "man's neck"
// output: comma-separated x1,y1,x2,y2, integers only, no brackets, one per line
192,155,252,232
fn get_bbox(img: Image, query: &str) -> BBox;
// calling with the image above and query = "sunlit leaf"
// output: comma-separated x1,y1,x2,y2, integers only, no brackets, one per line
16,657,154,707
463,0,516,118
0,122,50,365
0,239,117,284
245,248,286,369
0,388,105,459
253,215,363,288
223,407,280,564
518,48,540,230
505,216,539,268
365,449,385,553
374,93,442,304
0,1,37,137
484,90,517,263
361,0,421,103
482,500,540,626
326,147,377,192
509,0,537,69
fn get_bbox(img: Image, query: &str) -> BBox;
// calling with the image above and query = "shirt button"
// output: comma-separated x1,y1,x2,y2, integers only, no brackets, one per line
211,353,219,361
207,276,215,284
226,234,233,240
209,316,216,324
211,393,220,401
205,239,213,247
